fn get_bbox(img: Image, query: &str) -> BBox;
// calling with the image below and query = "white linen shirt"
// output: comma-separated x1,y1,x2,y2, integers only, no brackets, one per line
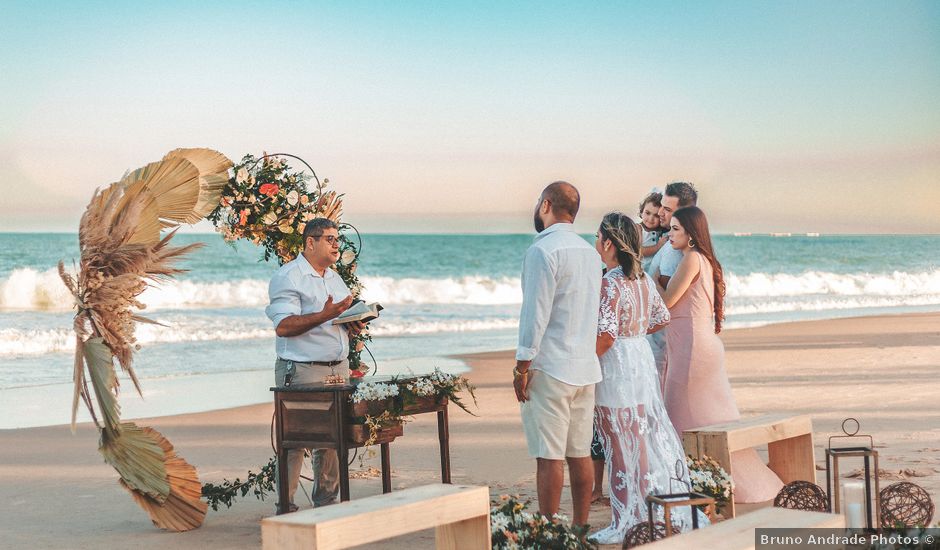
265,256,351,362
516,223,603,386
646,239,683,278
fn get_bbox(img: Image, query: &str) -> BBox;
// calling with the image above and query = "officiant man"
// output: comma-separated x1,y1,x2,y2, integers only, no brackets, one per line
265,217,365,512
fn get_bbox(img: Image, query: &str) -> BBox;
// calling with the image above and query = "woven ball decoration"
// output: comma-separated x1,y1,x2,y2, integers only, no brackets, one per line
879,482,935,528
622,521,666,549
773,480,829,512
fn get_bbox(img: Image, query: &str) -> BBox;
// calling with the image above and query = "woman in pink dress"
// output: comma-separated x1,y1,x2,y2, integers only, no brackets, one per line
656,206,783,503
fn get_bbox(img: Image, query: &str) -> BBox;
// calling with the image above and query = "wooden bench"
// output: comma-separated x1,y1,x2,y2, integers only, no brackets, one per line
261,484,491,550
683,414,816,518
642,506,843,549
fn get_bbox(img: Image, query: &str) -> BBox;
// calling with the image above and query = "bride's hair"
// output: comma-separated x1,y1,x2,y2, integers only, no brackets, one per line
599,212,644,280
671,206,725,333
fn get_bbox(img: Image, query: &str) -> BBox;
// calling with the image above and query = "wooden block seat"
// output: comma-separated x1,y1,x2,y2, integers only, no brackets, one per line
262,483,491,550
682,414,816,518
642,506,844,550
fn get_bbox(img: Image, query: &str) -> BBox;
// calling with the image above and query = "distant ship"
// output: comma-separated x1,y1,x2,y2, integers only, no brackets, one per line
806,232,820,237
733,232,752,237
770,232,792,237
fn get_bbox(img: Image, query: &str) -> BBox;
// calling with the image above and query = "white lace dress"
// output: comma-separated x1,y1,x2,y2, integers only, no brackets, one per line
590,268,694,544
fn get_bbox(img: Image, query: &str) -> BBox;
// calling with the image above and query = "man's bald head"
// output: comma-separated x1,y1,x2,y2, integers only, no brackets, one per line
541,181,580,221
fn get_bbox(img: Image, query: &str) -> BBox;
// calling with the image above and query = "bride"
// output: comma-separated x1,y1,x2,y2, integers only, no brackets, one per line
588,212,693,545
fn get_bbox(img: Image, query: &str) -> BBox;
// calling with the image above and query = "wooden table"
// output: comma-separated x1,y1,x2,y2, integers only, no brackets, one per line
271,380,452,514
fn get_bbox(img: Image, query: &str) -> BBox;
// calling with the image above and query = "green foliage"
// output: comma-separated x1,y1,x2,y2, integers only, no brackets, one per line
201,456,278,511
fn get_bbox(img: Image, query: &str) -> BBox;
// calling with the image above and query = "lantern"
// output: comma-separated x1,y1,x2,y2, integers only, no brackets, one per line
825,418,880,532
646,460,715,537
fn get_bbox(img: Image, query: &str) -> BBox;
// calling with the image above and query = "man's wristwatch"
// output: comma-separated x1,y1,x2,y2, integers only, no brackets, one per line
513,366,529,378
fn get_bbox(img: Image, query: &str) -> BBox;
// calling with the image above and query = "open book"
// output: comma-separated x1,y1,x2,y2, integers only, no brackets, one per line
332,300,383,325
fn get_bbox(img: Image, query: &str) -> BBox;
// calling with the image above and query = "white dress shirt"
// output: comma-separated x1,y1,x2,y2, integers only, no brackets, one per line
516,223,603,386
265,256,351,362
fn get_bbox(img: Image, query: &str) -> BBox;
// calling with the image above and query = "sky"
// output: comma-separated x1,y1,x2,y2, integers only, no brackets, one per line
1,1,938,234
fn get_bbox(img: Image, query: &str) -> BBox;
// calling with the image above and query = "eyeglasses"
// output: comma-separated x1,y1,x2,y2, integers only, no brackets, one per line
312,235,339,244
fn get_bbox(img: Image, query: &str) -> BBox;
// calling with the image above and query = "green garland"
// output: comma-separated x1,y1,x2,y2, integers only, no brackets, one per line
201,457,278,511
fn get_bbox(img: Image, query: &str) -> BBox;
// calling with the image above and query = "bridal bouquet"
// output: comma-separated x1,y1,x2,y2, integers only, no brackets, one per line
687,455,734,513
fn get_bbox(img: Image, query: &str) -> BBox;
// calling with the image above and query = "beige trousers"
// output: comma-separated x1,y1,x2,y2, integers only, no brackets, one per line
275,358,346,506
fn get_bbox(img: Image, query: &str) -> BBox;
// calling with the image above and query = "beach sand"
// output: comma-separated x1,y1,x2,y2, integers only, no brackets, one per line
1,312,938,549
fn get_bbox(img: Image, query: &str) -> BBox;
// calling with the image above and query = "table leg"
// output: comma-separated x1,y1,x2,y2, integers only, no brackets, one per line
438,405,451,484
277,447,290,515
381,443,392,493
335,392,350,502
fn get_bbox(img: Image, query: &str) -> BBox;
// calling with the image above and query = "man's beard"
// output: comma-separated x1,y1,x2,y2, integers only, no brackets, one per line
533,208,545,233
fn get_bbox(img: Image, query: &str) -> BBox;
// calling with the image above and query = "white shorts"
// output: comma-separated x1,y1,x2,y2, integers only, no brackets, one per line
520,370,595,460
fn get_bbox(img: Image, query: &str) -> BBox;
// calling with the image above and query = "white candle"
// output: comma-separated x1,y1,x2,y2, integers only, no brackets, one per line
841,480,866,529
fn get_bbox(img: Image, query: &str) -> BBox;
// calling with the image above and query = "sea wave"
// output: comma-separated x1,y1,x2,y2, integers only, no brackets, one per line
726,270,940,298
3,266,939,312
0,317,520,357
0,268,523,310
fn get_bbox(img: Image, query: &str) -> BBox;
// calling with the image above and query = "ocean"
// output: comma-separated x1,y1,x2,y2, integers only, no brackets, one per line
2,232,939,395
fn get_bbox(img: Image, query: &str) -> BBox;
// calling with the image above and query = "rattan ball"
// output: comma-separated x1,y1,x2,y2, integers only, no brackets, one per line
880,482,935,528
773,481,829,512
622,521,666,549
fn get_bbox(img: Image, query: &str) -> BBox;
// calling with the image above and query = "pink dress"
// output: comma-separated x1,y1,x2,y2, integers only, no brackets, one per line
664,252,783,503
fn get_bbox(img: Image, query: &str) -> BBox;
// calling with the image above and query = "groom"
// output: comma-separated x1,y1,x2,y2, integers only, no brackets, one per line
514,181,602,527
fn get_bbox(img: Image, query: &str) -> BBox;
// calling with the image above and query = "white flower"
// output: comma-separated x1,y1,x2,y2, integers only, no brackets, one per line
286,190,299,206
491,513,510,531
235,167,249,184
263,212,278,225
341,249,356,265
351,382,399,402
406,377,436,396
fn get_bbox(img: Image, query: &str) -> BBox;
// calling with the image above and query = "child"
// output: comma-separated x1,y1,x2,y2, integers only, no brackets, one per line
638,190,665,271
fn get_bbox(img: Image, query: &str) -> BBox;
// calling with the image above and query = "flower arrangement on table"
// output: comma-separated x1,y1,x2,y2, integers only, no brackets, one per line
349,368,477,446
490,495,597,550
687,455,734,515
205,153,370,375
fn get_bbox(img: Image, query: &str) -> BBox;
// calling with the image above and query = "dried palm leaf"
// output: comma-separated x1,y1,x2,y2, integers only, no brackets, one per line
60,148,233,532
119,426,207,531
118,149,231,240
164,148,231,222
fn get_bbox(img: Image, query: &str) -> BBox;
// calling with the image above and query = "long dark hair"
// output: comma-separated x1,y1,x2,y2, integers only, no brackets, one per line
671,206,725,333
599,212,644,280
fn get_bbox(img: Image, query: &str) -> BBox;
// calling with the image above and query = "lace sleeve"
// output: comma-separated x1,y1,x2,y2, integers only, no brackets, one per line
648,276,670,329
598,275,620,338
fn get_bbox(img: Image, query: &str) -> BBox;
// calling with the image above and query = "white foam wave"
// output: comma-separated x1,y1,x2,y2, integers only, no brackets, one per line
360,275,522,305
3,267,939,313
727,295,940,315
726,269,940,298
0,323,273,357
0,317,520,357
0,268,524,311
371,318,519,336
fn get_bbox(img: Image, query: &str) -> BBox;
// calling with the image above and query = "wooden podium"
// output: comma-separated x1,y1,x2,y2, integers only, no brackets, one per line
271,380,452,514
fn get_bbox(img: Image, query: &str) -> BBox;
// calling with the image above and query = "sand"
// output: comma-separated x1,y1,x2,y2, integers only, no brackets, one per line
1,312,938,549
